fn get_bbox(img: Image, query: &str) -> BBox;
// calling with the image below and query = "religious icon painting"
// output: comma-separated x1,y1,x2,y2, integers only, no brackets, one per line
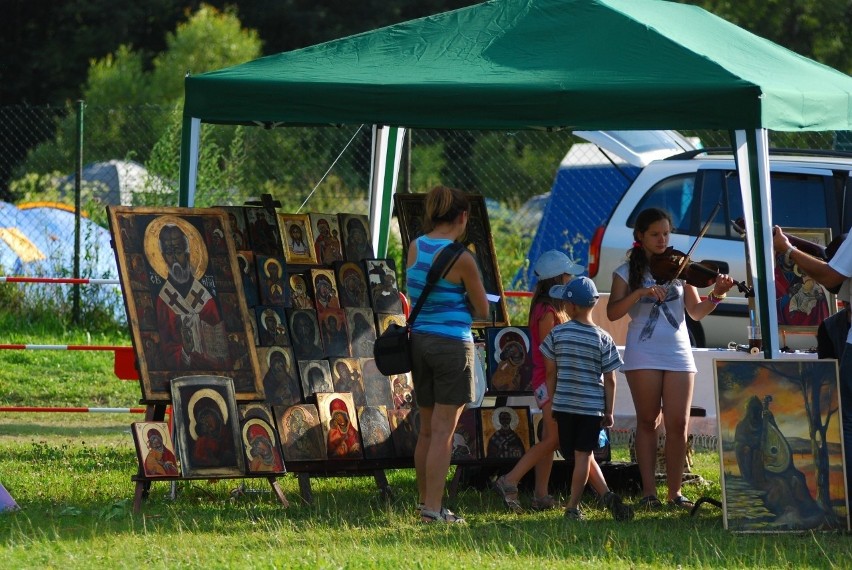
298,359,334,398
309,213,345,266
319,308,351,358
389,373,415,410
244,206,283,257
395,193,509,327
287,308,326,360
387,407,420,458
217,206,250,252
274,404,326,462
255,306,291,348
170,375,245,478
346,307,377,359
279,213,318,265
376,312,406,336
107,207,263,402
256,255,290,307
357,406,395,459
360,358,394,408
329,357,366,407
714,359,849,532
132,421,180,478
334,261,370,308
775,227,835,336
364,258,403,315
338,213,374,262
479,406,532,461
257,346,302,407
240,415,285,475
316,392,363,460
235,251,260,308
451,409,480,463
311,268,341,313
288,271,315,310
486,326,534,393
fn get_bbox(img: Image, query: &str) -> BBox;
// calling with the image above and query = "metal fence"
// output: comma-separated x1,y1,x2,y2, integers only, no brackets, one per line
0,103,841,324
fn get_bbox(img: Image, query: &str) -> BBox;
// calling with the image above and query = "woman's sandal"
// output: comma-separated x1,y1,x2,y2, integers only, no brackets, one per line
530,494,559,511
493,476,523,513
638,495,663,509
420,507,466,524
668,495,695,510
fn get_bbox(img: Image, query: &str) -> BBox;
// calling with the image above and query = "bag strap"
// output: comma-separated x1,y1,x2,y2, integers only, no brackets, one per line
407,241,466,326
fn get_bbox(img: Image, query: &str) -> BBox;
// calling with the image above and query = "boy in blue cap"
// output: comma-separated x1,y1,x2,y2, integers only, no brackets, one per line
540,276,634,521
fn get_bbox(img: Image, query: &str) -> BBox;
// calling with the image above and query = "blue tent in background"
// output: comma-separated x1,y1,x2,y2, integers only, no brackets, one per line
513,130,698,290
0,202,122,320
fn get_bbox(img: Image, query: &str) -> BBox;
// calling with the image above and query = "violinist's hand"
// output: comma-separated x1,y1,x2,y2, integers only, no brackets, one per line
772,225,792,253
642,284,667,303
713,274,735,295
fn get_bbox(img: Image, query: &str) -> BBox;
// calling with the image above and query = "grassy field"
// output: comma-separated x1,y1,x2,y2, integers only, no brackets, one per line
1,324,851,568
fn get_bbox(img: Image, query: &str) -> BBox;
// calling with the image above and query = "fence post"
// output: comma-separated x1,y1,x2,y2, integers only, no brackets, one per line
73,100,84,324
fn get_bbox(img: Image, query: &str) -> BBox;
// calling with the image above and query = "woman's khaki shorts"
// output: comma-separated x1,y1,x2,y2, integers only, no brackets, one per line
410,333,475,407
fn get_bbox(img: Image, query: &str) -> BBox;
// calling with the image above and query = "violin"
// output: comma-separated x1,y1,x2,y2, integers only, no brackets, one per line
649,246,754,297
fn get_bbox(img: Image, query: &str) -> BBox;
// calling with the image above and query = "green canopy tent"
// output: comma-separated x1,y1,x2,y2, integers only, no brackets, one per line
180,0,852,356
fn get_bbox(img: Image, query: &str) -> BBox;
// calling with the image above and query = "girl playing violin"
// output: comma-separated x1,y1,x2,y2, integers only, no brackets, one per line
607,207,734,511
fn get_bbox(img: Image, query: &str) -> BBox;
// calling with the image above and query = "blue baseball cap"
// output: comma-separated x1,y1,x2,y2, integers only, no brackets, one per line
549,276,599,306
533,250,585,280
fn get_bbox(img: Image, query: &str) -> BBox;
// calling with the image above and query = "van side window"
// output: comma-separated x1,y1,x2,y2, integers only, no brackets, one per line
627,174,697,233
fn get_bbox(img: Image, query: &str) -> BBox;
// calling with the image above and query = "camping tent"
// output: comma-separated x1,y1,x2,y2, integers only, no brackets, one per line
58,160,169,206
179,0,852,356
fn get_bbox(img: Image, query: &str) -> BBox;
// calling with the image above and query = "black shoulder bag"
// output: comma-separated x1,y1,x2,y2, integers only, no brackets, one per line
373,242,466,375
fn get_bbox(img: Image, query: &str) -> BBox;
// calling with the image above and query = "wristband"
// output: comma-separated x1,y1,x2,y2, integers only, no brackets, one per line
708,291,725,305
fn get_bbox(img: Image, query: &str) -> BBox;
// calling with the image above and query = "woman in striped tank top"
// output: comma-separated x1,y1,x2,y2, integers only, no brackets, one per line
408,186,489,524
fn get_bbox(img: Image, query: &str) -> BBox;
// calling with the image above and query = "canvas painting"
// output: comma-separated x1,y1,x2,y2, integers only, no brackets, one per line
486,326,534,393
311,268,341,312
330,358,366,407
275,404,327,462
389,373,416,410
338,213,374,262
107,207,263,402
170,375,245,478
319,308,350,358
244,206,283,256
335,261,370,308
298,359,334,398
256,255,290,307
715,359,848,532
309,213,345,265
288,271,315,310
235,251,259,308
346,308,377,358
364,258,403,315
452,409,480,463
316,392,363,460
775,227,835,335
360,358,394,408
257,346,302,406
388,407,420,457
279,213,318,265
240,416,285,474
218,206,250,251
132,421,180,478
357,405,396,459
255,306,290,347
480,406,532,461
394,193,510,327
288,309,326,360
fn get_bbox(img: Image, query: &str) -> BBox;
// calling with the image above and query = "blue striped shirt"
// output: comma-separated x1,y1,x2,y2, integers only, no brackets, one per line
406,236,472,342
539,321,622,416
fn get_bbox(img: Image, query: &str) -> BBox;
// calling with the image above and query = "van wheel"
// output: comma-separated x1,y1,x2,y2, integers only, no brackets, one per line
686,316,705,348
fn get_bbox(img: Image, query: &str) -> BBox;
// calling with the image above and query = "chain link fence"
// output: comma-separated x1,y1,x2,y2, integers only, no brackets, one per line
0,103,842,325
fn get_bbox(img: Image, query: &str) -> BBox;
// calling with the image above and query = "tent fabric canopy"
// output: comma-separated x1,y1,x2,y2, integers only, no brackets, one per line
184,0,852,132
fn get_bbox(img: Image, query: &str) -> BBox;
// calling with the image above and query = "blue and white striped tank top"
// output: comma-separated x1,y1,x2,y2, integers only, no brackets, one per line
406,236,472,342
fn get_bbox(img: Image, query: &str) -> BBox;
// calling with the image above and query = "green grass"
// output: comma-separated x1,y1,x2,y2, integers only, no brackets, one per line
2,322,851,568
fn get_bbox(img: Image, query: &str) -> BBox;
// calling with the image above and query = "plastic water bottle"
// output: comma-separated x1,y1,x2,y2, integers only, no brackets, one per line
598,428,608,449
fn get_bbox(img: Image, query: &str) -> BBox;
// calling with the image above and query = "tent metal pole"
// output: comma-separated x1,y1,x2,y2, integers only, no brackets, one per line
178,116,201,207
733,129,779,357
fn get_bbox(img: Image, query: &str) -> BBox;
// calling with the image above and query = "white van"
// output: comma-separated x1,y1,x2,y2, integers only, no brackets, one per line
587,148,852,348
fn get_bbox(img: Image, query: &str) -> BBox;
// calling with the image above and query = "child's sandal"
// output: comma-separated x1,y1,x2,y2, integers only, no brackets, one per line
420,507,466,524
638,495,663,509
493,475,523,513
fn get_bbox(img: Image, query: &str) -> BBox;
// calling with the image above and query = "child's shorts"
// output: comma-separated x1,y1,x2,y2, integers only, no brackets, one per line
553,411,601,453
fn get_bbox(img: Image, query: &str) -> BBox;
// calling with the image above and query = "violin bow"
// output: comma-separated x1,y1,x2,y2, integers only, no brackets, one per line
656,201,722,304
